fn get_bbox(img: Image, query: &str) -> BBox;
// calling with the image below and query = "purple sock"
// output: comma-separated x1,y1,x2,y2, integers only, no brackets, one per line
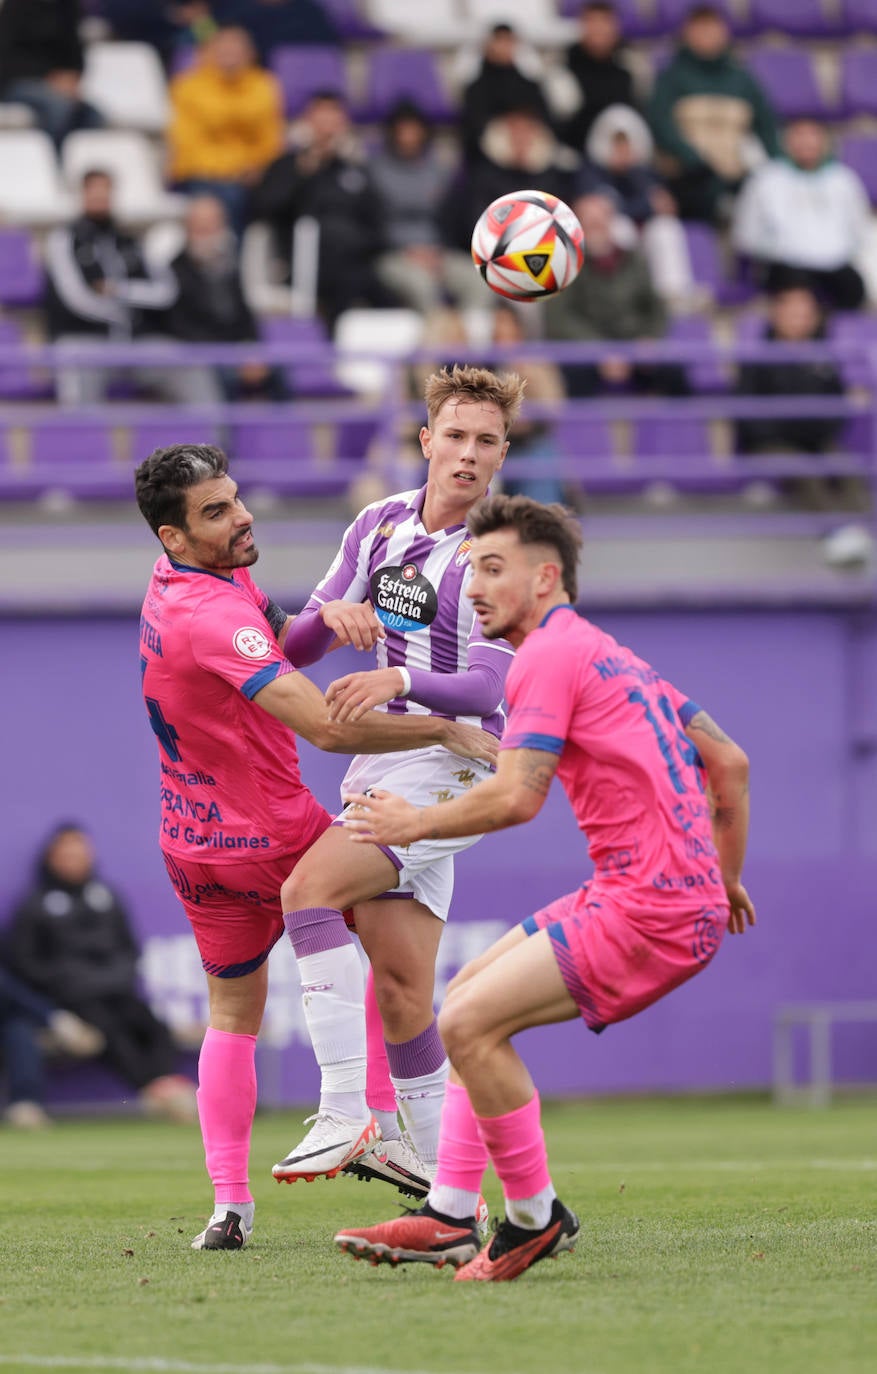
385,1018,446,1079
283,906,352,959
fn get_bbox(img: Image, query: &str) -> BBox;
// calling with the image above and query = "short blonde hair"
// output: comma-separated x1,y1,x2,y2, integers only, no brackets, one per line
423,364,526,436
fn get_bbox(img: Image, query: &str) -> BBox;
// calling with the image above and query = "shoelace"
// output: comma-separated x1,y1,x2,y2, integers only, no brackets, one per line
487,1216,538,1258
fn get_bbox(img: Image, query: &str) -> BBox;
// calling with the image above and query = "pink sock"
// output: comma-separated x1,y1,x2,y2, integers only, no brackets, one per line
364,966,396,1114
476,1092,551,1200
197,1027,257,1206
433,1080,489,1193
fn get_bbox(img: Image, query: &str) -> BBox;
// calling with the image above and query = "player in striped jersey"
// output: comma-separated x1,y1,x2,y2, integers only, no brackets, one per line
273,366,524,1195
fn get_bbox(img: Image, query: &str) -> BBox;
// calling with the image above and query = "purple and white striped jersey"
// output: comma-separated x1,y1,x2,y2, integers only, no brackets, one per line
290,485,512,736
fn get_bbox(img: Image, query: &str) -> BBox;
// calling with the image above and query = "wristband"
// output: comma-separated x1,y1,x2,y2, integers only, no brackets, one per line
397,667,412,698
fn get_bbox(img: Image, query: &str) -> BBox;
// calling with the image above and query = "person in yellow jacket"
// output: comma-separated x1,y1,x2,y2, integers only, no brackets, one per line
168,26,284,235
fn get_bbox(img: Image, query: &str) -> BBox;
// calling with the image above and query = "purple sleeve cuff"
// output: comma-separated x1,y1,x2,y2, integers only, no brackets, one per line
281,601,336,668
405,644,510,716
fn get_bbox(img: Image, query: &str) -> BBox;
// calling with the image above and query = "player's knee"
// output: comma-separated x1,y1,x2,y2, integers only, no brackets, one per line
280,864,339,912
373,966,430,1037
437,993,471,1065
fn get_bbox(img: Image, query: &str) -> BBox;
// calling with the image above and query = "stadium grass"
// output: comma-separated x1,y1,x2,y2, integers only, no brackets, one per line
0,1095,875,1374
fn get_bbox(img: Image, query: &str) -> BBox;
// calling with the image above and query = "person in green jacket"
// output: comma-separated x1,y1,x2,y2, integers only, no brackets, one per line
647,3,779,223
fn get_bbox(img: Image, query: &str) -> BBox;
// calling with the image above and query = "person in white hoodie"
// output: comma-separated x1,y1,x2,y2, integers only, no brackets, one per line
733,119,871,311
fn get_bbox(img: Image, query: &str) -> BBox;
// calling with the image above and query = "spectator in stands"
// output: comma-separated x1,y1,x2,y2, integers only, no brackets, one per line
0,0,104,151
576,104,697,308
4,824,197,1124
542,193,688,398
734,284,845,458
562,1,637,153
461,23,554,161
167,194,288,400
0,956,104,1129
44,169,220,405
373,100,484,316
98,1,214,71
210,0,341,62
251,90,397,327
732,119,870,314
490,305,568,506
168,25,285,236
440,105,579,261
647,3,779,223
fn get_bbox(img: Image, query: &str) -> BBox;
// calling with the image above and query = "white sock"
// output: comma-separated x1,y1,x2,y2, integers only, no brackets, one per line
372,1108,402,1142
214,1200,254,1228
428,1184,479,1220
297,945,367,1116
390,1059,449,1171
505,1184,556,1231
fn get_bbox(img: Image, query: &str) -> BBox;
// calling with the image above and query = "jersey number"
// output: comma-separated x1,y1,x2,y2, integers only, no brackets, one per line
145,696,182,762
627,689,702,796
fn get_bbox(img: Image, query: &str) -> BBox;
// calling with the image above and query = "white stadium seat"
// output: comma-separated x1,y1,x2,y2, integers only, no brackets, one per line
0,102,35,129
366,0,465,45
81,42,170,134
334,308,424,394
0,130,75,224
61,130,187,226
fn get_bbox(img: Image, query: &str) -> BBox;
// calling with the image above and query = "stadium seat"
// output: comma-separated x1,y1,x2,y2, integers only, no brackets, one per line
61,130,187,225
229,414,351,495
260,316,351,397
81,42,170,134
748,0,841,35
0,229,45,307
747,49,834,121
130,419,223,466
654,0,746,34
828,312,877,389
0,101,35,129
0,130,75,225
633,416,712,460
269,45,349,119
843,0,877,30
322,0,385,39
557,0,661,37
459,0,577,44
0,319,53,400
365,0,465,46
667,315,728,394
838,135,877,205
681,222,724,303
24,420,130,500
333,308,424,394
840,51,877,120
554,416,619,487
357,47,457,123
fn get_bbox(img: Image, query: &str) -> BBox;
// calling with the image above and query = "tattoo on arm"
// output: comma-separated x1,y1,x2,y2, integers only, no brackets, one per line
688,710,731,744
518,749,558,798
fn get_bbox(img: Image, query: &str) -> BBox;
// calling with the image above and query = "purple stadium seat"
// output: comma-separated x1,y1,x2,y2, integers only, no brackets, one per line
0,229,44,308
748,0,840,36
844,0,877,30
654,0,746,34
322,0,384,39
0,320,53,401
557,0,661,36
269,45,348,119
838,135,877,205
840,51,877,121
633,416,711,460
27,421,129,499
357,47,456,123
555,416,620,489
130,419,222,465
230,414,352,495
747,49,833,121
259,316,351,396
682,221,723,302
667,315,727,393
31,421,115,466
828,312,877,390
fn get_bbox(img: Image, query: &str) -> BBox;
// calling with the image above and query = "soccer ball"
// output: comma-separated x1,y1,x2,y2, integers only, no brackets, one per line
470,189,585,302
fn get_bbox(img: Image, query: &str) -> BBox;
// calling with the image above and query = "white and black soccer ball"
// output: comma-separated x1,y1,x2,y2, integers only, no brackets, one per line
470,189,585,302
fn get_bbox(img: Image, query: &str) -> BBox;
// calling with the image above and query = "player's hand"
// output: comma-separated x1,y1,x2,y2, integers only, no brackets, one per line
326,667,407,722
319,600,385,652
341,789,424,847
441,721,499,768
725,880,756,935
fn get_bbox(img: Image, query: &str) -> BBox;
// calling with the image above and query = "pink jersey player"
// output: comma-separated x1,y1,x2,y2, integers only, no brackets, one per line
334,494,755,1282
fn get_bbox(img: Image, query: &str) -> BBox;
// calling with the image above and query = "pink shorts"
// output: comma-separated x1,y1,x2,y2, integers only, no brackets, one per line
523,882,729,1032
162,815,332,977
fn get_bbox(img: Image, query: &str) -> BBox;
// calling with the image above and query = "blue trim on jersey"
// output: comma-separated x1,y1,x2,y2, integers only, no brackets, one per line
202,946,273,979
241,662,283,699
538,603,577,628
167,556,236,583
522,915,539,936
678,699,702,727
505,731,565,755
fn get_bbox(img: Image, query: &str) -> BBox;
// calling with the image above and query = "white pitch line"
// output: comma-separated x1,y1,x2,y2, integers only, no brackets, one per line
580,1159,877,1172
0,1359,448,1374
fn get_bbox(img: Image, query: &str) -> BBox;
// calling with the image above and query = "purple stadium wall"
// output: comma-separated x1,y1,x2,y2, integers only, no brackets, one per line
3,606,876,1102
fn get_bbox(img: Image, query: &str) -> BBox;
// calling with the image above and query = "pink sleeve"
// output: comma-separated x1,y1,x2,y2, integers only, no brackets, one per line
664,680,702,726
189,598,295,699
501,637,579,754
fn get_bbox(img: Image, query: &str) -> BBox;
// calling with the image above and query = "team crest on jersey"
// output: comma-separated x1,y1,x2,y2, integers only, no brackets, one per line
233,626,272,660
370,563,438,633
378,521,395,539
455,538,473,567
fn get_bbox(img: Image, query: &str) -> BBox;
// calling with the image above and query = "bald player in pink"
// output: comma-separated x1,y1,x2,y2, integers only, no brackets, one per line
333,493,756,1282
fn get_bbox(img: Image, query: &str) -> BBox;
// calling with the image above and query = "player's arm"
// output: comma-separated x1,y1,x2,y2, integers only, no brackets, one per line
252,667,497,766
683,708,755,935
325,641,511,723
341,745,559,847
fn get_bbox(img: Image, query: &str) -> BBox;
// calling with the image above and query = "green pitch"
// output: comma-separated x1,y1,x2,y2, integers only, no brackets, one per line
1,1095,875,1374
